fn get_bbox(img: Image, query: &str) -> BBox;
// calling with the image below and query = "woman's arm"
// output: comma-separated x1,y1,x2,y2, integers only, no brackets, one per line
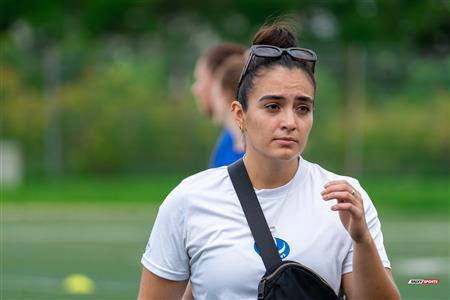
181,281,194,300
137,268,188,300
322,180,400,300
349,238,399,299
342,261,399,299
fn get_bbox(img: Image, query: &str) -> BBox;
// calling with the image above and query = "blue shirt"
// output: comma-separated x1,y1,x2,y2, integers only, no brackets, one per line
209,129,245,168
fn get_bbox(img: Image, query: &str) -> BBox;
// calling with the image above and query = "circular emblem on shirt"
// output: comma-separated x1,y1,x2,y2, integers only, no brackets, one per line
253,237,290,259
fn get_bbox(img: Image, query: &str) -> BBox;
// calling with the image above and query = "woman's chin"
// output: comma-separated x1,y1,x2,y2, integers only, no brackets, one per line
271,149,300,161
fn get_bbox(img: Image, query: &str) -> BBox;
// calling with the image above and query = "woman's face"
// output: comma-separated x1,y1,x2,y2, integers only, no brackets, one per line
192,59,214,117
234,66,315,162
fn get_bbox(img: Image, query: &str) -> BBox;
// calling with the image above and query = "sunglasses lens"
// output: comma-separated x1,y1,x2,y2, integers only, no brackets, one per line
289,49,316,60
253,46,280,57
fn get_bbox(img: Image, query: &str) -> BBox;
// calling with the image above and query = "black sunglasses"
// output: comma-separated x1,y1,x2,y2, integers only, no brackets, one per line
236,45,318,92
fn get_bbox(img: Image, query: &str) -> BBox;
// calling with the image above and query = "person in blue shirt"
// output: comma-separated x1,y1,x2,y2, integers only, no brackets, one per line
191,43,246,167
209,55,246,167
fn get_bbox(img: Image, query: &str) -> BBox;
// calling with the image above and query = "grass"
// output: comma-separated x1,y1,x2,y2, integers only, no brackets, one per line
3,174,448,215
2,174,185,202
2,201,160,300
2,175,449,299
360,176,449,214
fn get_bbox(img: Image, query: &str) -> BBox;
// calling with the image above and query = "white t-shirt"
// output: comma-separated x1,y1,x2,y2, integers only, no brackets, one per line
141,157,391,299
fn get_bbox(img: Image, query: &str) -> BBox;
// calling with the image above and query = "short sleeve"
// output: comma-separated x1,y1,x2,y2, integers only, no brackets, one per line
342,180,391,274
141,184,190,280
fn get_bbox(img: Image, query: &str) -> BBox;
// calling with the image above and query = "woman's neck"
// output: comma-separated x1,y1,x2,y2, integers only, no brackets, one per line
243,152,299,189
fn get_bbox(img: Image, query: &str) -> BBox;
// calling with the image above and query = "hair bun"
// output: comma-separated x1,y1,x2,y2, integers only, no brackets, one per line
252,23,298,48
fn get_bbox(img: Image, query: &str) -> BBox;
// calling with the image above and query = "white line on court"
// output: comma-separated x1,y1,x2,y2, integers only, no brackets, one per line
3,274,135,293
382,220,449,242
393,256,450,275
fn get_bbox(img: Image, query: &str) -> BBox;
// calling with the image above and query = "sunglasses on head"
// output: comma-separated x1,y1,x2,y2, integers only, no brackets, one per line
236,45,318,92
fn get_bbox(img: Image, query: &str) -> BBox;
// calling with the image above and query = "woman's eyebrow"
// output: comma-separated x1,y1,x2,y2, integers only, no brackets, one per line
295,96,314,103
258,95,314,102
258,95,284,101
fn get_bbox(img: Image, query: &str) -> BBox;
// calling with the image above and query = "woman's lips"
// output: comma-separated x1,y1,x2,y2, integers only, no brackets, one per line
273,137,298,146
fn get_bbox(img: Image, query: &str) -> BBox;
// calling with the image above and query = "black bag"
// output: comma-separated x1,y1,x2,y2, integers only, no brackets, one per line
228,159,340,300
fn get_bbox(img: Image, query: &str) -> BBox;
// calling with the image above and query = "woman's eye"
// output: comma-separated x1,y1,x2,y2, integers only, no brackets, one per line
297,105,311,113
265,104,280,111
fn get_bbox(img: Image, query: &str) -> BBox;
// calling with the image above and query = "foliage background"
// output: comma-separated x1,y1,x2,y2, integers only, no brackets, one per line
1,0,449,177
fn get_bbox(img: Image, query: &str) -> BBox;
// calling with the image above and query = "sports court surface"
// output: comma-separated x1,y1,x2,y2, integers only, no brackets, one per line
2,176,449,299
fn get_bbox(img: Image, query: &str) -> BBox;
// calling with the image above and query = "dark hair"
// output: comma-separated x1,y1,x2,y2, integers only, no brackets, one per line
216,55,245,102
237,23,317,110
202,43,246,75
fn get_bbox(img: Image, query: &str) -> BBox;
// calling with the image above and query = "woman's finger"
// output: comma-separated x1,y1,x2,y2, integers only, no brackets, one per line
323,181,360,196
331,202,364,217
322,191,360,206
331,202,357,213
323,180,349,188
321,184,360,198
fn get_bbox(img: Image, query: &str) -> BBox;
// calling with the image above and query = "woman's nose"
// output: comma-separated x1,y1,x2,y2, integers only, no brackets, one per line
281,110,296,131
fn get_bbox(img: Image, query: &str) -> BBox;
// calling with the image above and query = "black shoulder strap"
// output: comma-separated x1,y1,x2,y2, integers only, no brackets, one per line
228,159,282,272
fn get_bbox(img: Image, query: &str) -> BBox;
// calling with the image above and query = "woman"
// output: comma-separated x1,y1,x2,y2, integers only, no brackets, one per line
192,43,245,118
191,43,246,167
138,23,400,300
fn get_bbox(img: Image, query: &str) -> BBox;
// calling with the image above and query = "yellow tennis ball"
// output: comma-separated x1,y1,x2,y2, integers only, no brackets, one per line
63,273,95,295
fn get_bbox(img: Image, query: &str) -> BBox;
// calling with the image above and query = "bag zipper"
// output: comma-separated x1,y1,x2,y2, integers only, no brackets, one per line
257,279,266,300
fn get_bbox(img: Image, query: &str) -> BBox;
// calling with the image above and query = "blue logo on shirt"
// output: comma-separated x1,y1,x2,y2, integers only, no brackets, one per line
254,237,290,259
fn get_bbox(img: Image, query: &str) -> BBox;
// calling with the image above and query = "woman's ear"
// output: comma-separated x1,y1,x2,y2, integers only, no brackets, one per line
231,100,245,132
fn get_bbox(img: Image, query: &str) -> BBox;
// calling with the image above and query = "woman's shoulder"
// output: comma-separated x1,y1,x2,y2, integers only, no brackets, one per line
180,166,230,187
160,166,230,207
302,158,375,208
301,157,360,186
166,166,231,199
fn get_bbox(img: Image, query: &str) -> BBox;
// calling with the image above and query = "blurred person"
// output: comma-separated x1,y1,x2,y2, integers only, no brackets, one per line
191,43,246,167
138,23,400,300
209,55,246,167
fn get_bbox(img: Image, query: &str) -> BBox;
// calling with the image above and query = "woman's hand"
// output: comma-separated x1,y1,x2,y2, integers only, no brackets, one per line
321,180,371,244
322,180,401,299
